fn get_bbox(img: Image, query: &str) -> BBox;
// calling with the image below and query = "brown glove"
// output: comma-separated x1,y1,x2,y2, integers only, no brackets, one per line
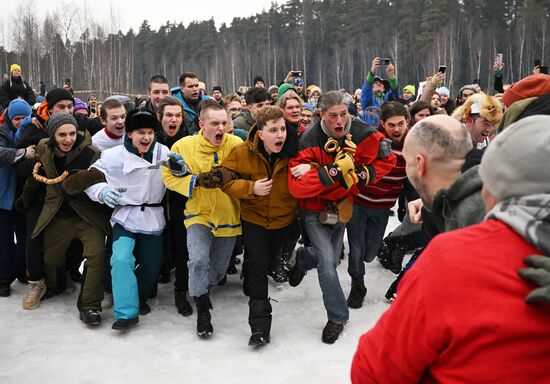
62,168,106,195
195,166,240,189
336,197,353,223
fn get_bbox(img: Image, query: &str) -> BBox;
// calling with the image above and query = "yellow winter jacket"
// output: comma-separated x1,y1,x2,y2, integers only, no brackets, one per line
162,131,242,237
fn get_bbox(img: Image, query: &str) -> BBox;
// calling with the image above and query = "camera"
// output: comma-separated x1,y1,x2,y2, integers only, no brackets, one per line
379,58,391,65
319,210,338,225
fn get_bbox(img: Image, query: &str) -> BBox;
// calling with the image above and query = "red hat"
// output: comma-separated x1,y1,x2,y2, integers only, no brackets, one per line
502,74,550,107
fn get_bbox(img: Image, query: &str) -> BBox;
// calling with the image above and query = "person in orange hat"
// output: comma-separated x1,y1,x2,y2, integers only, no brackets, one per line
0,64,36,109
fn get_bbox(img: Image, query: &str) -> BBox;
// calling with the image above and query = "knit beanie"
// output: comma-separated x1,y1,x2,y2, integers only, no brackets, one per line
268,85,278,94
10,64,21,72
73,97,88,113
479,115,550,200
125,109,159,132
277,83,295,100
47,113,78,137
212,85,223,93
7,99,32,120
436,86,450,97
253,76,265,86
502,74,550,107
46,88,74,110
403,85,416,96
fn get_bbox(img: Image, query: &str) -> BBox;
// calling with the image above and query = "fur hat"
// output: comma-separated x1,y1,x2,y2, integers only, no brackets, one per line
46,112,78,137
125,109,159,132
451,93,502,125
212,85,222,93
502,74,550,107
7,99,32,120
479,115,550,200
10,64,21,72
403,85,416,96
46,88,74,110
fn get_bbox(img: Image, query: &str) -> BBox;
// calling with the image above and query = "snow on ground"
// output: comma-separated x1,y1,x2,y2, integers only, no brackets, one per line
0,215,401,384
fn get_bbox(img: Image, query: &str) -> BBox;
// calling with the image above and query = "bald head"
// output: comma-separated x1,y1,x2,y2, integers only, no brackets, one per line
406,115,472,165
403,115,473,209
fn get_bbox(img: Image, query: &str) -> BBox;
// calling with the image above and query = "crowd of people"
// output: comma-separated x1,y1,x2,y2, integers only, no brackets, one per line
1,57,549,380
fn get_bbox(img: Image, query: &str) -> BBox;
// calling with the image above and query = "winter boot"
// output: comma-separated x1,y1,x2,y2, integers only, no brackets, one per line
139,301,151,315
347,277,367,309
322,320,344,344
112,317,139,331
378,233,411,274
288,247,307,287
79,309,102,325
0,280,11,297
268,261,288,283
194,294,213,338
22,279,47,310
249,331,270,347
175,288,193,316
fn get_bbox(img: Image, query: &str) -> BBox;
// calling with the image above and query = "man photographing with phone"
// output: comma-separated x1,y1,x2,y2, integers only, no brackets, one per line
360,56,399,127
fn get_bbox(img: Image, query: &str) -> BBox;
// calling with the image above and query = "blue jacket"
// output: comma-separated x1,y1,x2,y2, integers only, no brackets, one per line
361,73,398,127
170,87,210,121
0,120,22,210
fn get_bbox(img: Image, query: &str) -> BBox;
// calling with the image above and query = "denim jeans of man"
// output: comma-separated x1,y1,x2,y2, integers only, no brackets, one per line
187,224,236,298
346,203,390,279
300,210,348,324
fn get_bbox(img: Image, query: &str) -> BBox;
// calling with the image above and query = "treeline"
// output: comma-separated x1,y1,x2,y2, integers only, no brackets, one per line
2,0,549,97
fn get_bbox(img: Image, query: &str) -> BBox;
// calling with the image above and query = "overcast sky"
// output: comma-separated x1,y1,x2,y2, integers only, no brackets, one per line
5,0,284,46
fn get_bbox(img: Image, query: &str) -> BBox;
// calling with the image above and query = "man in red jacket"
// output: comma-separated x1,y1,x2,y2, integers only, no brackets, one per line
351,115,550,383
287,90,395,344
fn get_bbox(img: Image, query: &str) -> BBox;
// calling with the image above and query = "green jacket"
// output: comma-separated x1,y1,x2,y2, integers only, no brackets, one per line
431,165,486,233
32,131,111,238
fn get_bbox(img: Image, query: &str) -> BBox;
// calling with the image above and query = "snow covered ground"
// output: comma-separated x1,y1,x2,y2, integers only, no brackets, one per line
0,216,400,384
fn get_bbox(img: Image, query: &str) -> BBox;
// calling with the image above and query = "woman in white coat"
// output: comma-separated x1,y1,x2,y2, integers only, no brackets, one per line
85,109,170,330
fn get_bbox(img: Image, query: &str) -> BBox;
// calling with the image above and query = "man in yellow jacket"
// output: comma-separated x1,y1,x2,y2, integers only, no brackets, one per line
162,100,242,338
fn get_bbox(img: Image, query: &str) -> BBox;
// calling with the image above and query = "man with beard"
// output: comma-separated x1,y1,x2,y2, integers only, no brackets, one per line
346,102,410,309
351,115,550,384
91,99,127,151
172,72,210,135
211,86,223,103
162,100,242,339
0,64,36,109
287,91,395,344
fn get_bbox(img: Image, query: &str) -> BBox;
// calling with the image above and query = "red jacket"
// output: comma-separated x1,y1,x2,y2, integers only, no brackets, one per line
351,220,550,384
288,117,396,212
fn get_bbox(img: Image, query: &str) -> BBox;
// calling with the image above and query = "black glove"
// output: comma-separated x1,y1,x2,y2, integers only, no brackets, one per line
518,255,550,305
354,164,375,188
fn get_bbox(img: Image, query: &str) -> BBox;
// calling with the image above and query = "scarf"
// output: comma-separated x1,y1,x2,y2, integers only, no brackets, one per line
124,134,155,163
485,193,550,255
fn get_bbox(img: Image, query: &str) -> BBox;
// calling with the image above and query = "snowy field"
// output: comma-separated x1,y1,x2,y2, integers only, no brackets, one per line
0,216,400,384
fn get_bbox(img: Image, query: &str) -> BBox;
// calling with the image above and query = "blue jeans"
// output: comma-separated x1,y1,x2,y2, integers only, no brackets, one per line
111,224,163,320
187,224,236,297
301,211,348,324
346,203,390,279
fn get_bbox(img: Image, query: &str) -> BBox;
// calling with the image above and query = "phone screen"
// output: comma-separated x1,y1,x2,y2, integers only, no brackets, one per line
438,66,447,74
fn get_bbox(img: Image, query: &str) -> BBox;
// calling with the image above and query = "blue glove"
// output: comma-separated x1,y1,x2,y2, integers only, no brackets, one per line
100,186,124,208
164,152,191,177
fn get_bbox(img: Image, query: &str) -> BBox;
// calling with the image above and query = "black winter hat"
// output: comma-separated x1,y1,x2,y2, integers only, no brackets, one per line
125,109,159,132
46,88,75,110
253,76,265,86
212,85,223,93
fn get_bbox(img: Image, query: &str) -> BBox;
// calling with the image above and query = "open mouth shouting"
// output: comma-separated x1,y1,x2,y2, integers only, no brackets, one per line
166,124,179,136
273,139,284,152
137,140,153,153
214,132,224,145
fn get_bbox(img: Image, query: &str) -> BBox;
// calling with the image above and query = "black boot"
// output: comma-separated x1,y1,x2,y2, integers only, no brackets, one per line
175,288,193,316
377,233,412,274
112,317,139,331
79,309,102,325
0,280,11,297
194,294,213,338
139,301,151,315
248,298,272,348
288,248,307,287
347,277,367,308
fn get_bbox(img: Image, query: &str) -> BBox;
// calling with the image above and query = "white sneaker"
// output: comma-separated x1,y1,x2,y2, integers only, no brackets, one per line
22,279,47,310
